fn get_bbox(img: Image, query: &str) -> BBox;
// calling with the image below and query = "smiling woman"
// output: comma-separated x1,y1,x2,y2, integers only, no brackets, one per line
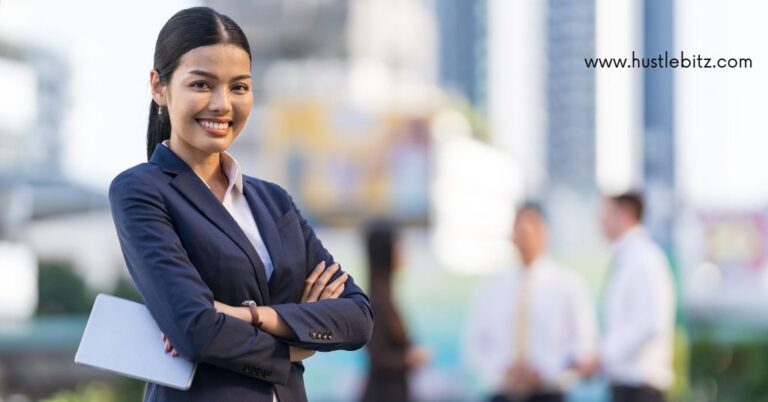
147,8,253,162
108,6,373,402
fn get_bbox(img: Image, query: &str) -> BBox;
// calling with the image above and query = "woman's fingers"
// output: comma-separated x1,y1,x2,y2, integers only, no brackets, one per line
301,261,327,303
301,260,348,303
320,272,349,300
306,263,340,302
161,332,179,357
327,272,349,290
330,284,345,299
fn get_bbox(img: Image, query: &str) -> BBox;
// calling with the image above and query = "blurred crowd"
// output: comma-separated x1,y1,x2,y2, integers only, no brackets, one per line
362,192,675,402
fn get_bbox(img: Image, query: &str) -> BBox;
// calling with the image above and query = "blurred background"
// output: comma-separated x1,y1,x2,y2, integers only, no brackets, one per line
0,0,767,401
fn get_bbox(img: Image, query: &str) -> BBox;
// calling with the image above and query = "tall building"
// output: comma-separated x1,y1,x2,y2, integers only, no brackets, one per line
205,0,349,77
0,40,106,238
545,0,596,193
643,0,675,251
435,0,487,110
0,41,69,178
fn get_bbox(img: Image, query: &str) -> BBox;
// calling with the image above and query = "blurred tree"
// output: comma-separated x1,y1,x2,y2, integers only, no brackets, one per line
40,380,144,402
112,275,142,303
689,326,768,402
36,260,92,315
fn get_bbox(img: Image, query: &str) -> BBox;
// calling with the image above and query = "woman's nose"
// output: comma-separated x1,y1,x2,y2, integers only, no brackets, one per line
208,88,231,114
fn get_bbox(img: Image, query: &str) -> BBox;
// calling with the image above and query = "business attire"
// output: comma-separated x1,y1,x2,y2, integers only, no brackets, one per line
464,256,597,402
108,142,373,402
601,226,675,402
360,281,412,402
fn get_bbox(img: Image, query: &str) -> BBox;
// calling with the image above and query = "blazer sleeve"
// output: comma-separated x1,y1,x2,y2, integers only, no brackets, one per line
269,187,374,352
108,171,292,385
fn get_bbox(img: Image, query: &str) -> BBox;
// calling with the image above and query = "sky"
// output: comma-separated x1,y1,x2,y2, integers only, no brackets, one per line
0,0,199,189
1,0,768,210
676,0,768,209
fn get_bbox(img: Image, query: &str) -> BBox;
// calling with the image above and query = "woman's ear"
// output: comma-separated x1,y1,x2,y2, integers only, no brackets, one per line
150,69,167,106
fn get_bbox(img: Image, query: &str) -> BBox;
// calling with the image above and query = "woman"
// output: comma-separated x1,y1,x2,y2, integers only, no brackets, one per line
360,221,428,402
108,7,373,402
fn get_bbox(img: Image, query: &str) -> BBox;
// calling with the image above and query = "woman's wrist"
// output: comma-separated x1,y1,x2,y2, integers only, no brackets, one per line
256,306,275,332
240,300,262,327
257,306,294,339
226,306,252,323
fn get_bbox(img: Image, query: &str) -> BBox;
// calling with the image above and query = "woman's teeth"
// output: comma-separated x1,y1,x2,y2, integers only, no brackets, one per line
198,120,229,130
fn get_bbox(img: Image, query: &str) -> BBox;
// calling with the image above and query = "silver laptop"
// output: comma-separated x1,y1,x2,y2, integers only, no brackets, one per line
75,293,197,390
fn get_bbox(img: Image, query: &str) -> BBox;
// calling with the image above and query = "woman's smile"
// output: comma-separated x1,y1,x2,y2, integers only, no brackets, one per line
196,117,232,136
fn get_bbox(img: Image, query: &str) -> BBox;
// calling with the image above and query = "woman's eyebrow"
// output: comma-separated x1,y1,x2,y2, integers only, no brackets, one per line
188,69,252,81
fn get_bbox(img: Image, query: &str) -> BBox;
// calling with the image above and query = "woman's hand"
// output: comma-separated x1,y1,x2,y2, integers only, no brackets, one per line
160,332,179,357
300,261,349,303
289,346,315,362
406,345,431,369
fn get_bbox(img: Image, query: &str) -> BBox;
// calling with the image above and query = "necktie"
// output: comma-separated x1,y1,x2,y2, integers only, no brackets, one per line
513,272,532,361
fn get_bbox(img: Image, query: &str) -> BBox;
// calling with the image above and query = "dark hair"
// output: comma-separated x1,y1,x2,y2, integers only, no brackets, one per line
365,220,397,276
610,192,644,221
364,219,408,345
516,200,546,222
147,7,252,160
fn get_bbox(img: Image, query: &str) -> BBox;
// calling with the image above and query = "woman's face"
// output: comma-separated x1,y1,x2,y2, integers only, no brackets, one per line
152,43,253,155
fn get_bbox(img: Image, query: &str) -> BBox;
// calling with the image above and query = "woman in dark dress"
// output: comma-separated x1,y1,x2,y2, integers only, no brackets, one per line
361,221,428,402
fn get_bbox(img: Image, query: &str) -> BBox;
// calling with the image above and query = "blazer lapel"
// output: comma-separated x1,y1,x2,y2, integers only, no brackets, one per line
150,144,271,305
243,180,288,300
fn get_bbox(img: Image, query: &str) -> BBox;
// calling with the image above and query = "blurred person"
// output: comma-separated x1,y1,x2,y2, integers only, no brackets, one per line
598,192,675,402
361,220,429,402
108,7,372,402
464,203,598,402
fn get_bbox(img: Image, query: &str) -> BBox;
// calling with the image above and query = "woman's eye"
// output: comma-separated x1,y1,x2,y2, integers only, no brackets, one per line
232,84,249,92
191,81,210,90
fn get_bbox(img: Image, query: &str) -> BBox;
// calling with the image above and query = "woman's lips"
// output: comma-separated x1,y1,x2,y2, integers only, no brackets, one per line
196,118,232,136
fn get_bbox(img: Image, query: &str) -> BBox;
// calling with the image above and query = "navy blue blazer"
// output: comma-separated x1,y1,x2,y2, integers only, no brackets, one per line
108,143,373,402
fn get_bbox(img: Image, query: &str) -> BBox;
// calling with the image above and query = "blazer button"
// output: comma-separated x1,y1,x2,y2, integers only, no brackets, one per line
309,331,317,339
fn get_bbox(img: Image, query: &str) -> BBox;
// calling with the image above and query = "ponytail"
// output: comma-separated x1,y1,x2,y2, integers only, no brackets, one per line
147,99,171,161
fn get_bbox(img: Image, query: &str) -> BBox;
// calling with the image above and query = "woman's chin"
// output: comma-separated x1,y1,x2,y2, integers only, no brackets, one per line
197,137,233,153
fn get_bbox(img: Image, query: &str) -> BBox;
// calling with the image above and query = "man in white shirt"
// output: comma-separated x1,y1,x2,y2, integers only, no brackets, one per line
598,192,676,402
464,203,598,402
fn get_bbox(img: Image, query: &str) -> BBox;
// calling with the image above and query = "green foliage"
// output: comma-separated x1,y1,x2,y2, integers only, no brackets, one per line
41,380,144,402
36,259,142,316
36,260,93,315
689,327,768,402
113,275,142,303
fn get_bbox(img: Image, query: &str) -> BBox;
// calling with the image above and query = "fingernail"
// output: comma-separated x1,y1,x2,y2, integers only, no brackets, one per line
320,261,326,268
